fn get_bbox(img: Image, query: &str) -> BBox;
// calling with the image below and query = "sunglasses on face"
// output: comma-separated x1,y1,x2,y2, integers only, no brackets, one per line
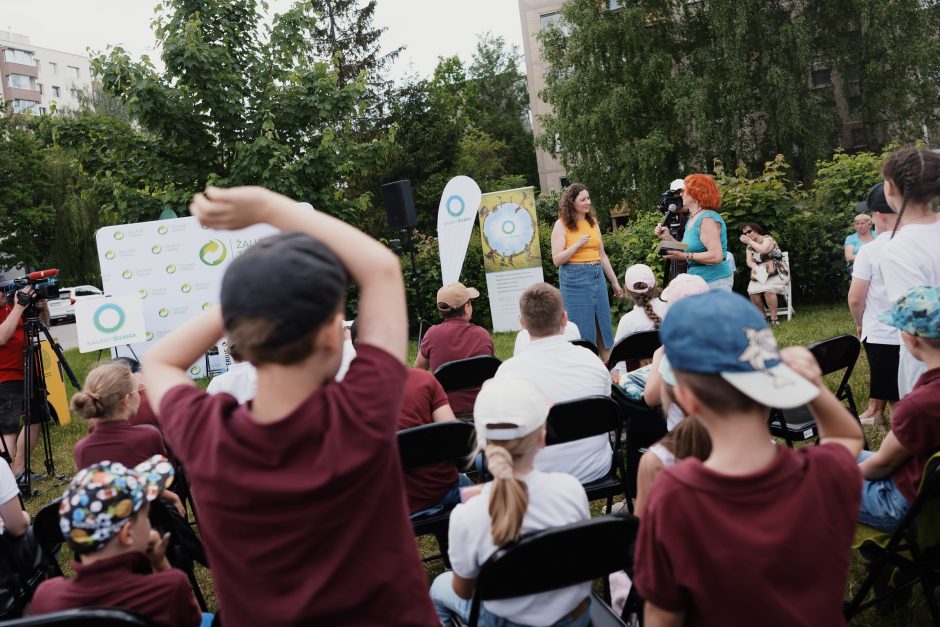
742,229,753,235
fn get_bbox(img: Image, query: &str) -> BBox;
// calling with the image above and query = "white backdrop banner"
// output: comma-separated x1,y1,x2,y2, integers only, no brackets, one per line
437,176,482,286
95,217,277,377
74,293,148,353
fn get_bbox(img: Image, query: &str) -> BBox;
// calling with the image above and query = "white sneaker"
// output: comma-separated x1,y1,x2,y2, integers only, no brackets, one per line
860,415,886,427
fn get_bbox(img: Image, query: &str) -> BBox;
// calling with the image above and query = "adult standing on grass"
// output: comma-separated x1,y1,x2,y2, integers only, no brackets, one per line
551,184,623,362
879,147,940,398
844,213,876,274
847,183,900,426
654,174,734,291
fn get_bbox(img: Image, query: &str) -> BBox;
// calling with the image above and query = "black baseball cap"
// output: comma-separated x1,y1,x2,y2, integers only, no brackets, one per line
856,182,893,214
220,232,348,348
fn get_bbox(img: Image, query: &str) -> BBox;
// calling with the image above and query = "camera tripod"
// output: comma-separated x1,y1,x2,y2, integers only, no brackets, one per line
17,313,79,498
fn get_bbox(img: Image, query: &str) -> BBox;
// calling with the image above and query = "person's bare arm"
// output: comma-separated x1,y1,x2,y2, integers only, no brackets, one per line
414,352,430,370
844,244,855,263
189,186,407,361
780,347,863,457
0,294,28,346
643,347,666,407
452,573,476,600
644,602,685,627
598,231,624,298
432,404,457,423
847,278,870,336
0,499,29,538
750,237,775,256
634,451,665,517
859,432,911,481
551,220,587,266
695,217,726,264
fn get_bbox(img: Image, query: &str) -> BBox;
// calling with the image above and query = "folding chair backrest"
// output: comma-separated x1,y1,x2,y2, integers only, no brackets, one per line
0,607,154,626
31,500,64,578
545,396,622,445
474,515,638,601
433,356,502,393
398,421,477,471
808,334,860,390
606,331,660,370
570,339,599,356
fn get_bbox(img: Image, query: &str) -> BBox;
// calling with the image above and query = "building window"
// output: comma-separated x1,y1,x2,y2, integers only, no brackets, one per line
851,127,866,149
67,66,80,79
37,83,43,95
51,85,61,97
38,107,46,115
48,61,58,74
3,48,34,65
34,59,40,68
560,177,571,188
7,74,34,89
11,99,39,114
540,12,562,30
811,68,831,88
70,88,82,100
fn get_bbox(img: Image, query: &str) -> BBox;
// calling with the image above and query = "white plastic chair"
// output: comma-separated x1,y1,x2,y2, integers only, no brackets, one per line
763,251,794,321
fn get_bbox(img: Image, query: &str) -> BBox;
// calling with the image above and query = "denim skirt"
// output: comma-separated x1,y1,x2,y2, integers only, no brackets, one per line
559,262,614,350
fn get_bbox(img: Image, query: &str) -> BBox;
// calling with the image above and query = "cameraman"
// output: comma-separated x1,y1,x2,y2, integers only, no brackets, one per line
0,286,50,484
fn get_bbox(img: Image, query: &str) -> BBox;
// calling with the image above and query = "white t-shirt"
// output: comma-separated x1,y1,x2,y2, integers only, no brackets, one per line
206,362,257,404
881,220,940,396
447,470,590,624
614,298,669,343
852,233,900,345
513,321,580,356
0,459,20,535
335,339,357,382
496,336,613,482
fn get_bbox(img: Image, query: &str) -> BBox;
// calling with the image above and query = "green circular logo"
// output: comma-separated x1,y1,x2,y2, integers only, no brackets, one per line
190,366,202,376
105,250,116,260
165,264,177,274
157,225,169,235
92,303,125,333
201,302,211,311
121,270,133,279
158,307,169,318
181,283,192,294
151,245,162,254
501,220,517,234
113,231,124,240
446,195,465,217
138,289,148,299
145,331,153,341
199,239,227,266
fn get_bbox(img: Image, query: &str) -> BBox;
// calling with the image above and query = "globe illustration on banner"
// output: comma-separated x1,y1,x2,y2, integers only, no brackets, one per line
483,202,535,257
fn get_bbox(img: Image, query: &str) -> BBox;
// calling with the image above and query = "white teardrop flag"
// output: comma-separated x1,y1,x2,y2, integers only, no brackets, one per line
437,176,482,285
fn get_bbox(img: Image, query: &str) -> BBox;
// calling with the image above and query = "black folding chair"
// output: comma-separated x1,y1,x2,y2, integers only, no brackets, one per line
845,450,940,622
31,501,64,579
0,529,50,620
398,421,477,567
0,607,154,626
147,500,208,611
546,397,627,513
769,334,869,449
605,330,661,372
457,515,639,627
433,356,502,393
570,339,599,356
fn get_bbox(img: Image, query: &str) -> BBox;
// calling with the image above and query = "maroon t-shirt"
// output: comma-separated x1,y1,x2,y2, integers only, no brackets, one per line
29,552,201,627
418,317,493,413
129,390,160,428
73,420,167,470
157,344,437,627
634,444,861,626
891,367,940,503
0,304,24,383
400,368,459,512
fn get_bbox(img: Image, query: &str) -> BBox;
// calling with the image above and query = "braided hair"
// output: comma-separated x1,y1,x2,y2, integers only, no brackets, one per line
882,147,940,237
626,284,663,329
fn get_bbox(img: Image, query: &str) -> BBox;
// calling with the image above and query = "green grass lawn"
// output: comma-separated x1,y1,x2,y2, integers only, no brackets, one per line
18,303,930,625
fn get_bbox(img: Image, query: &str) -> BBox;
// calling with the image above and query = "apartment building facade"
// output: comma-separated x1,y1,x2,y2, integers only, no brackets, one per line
0,30,93,115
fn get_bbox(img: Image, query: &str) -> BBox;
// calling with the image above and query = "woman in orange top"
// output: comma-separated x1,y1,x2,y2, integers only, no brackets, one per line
551,184,623,360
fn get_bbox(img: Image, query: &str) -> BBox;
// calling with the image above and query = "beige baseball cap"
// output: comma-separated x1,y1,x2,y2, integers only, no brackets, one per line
474,378,551,447
437,282,480,312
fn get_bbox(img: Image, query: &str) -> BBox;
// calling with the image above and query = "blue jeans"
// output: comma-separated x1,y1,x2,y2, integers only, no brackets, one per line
411,474,474,519
559,263,614,350
857,450,910,532
430,571,591,627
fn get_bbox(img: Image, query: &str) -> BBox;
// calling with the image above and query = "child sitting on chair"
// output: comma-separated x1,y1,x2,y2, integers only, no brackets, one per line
857,285,940,531
430,378,592,627
614,264,668,342
29,456,206,626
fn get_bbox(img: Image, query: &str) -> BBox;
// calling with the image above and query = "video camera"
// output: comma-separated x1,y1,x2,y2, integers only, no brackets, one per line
2,269,61,311
657,189,685,240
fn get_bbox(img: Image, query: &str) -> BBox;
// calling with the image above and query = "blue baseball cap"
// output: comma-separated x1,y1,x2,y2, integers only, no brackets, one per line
878,286,940,339
660,290,819,409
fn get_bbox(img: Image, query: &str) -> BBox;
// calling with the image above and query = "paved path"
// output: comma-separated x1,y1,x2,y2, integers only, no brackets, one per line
46,321,78,351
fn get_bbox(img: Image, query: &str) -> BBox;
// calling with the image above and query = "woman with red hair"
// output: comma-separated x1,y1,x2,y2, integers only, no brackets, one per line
654,174,733,290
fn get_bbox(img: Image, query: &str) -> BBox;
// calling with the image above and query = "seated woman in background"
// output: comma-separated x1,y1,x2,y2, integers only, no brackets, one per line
741,223,790,325
844,213,875,274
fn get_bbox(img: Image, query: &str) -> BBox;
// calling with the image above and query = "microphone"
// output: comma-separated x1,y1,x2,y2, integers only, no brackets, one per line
27,269,58,280
659,207,677,229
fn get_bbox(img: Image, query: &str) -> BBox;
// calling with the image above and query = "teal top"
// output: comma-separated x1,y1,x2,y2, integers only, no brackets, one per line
681,210,732,284
845,230,875,255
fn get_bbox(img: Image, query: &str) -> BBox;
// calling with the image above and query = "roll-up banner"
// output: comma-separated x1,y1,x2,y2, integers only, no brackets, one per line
437,176,482,286
477,186,544,332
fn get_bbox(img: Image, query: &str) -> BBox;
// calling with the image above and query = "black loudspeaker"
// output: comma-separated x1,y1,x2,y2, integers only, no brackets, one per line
382,180,417,229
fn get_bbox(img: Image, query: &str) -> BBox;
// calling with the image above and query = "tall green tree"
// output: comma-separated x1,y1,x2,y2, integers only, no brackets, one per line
92,0,393,223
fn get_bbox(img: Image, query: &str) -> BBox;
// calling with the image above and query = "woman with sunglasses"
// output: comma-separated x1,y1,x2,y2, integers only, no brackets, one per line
740,223,789,324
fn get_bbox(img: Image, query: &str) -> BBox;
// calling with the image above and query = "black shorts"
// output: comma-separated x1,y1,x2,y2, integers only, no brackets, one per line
0,380,50,435
862,341,900,402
